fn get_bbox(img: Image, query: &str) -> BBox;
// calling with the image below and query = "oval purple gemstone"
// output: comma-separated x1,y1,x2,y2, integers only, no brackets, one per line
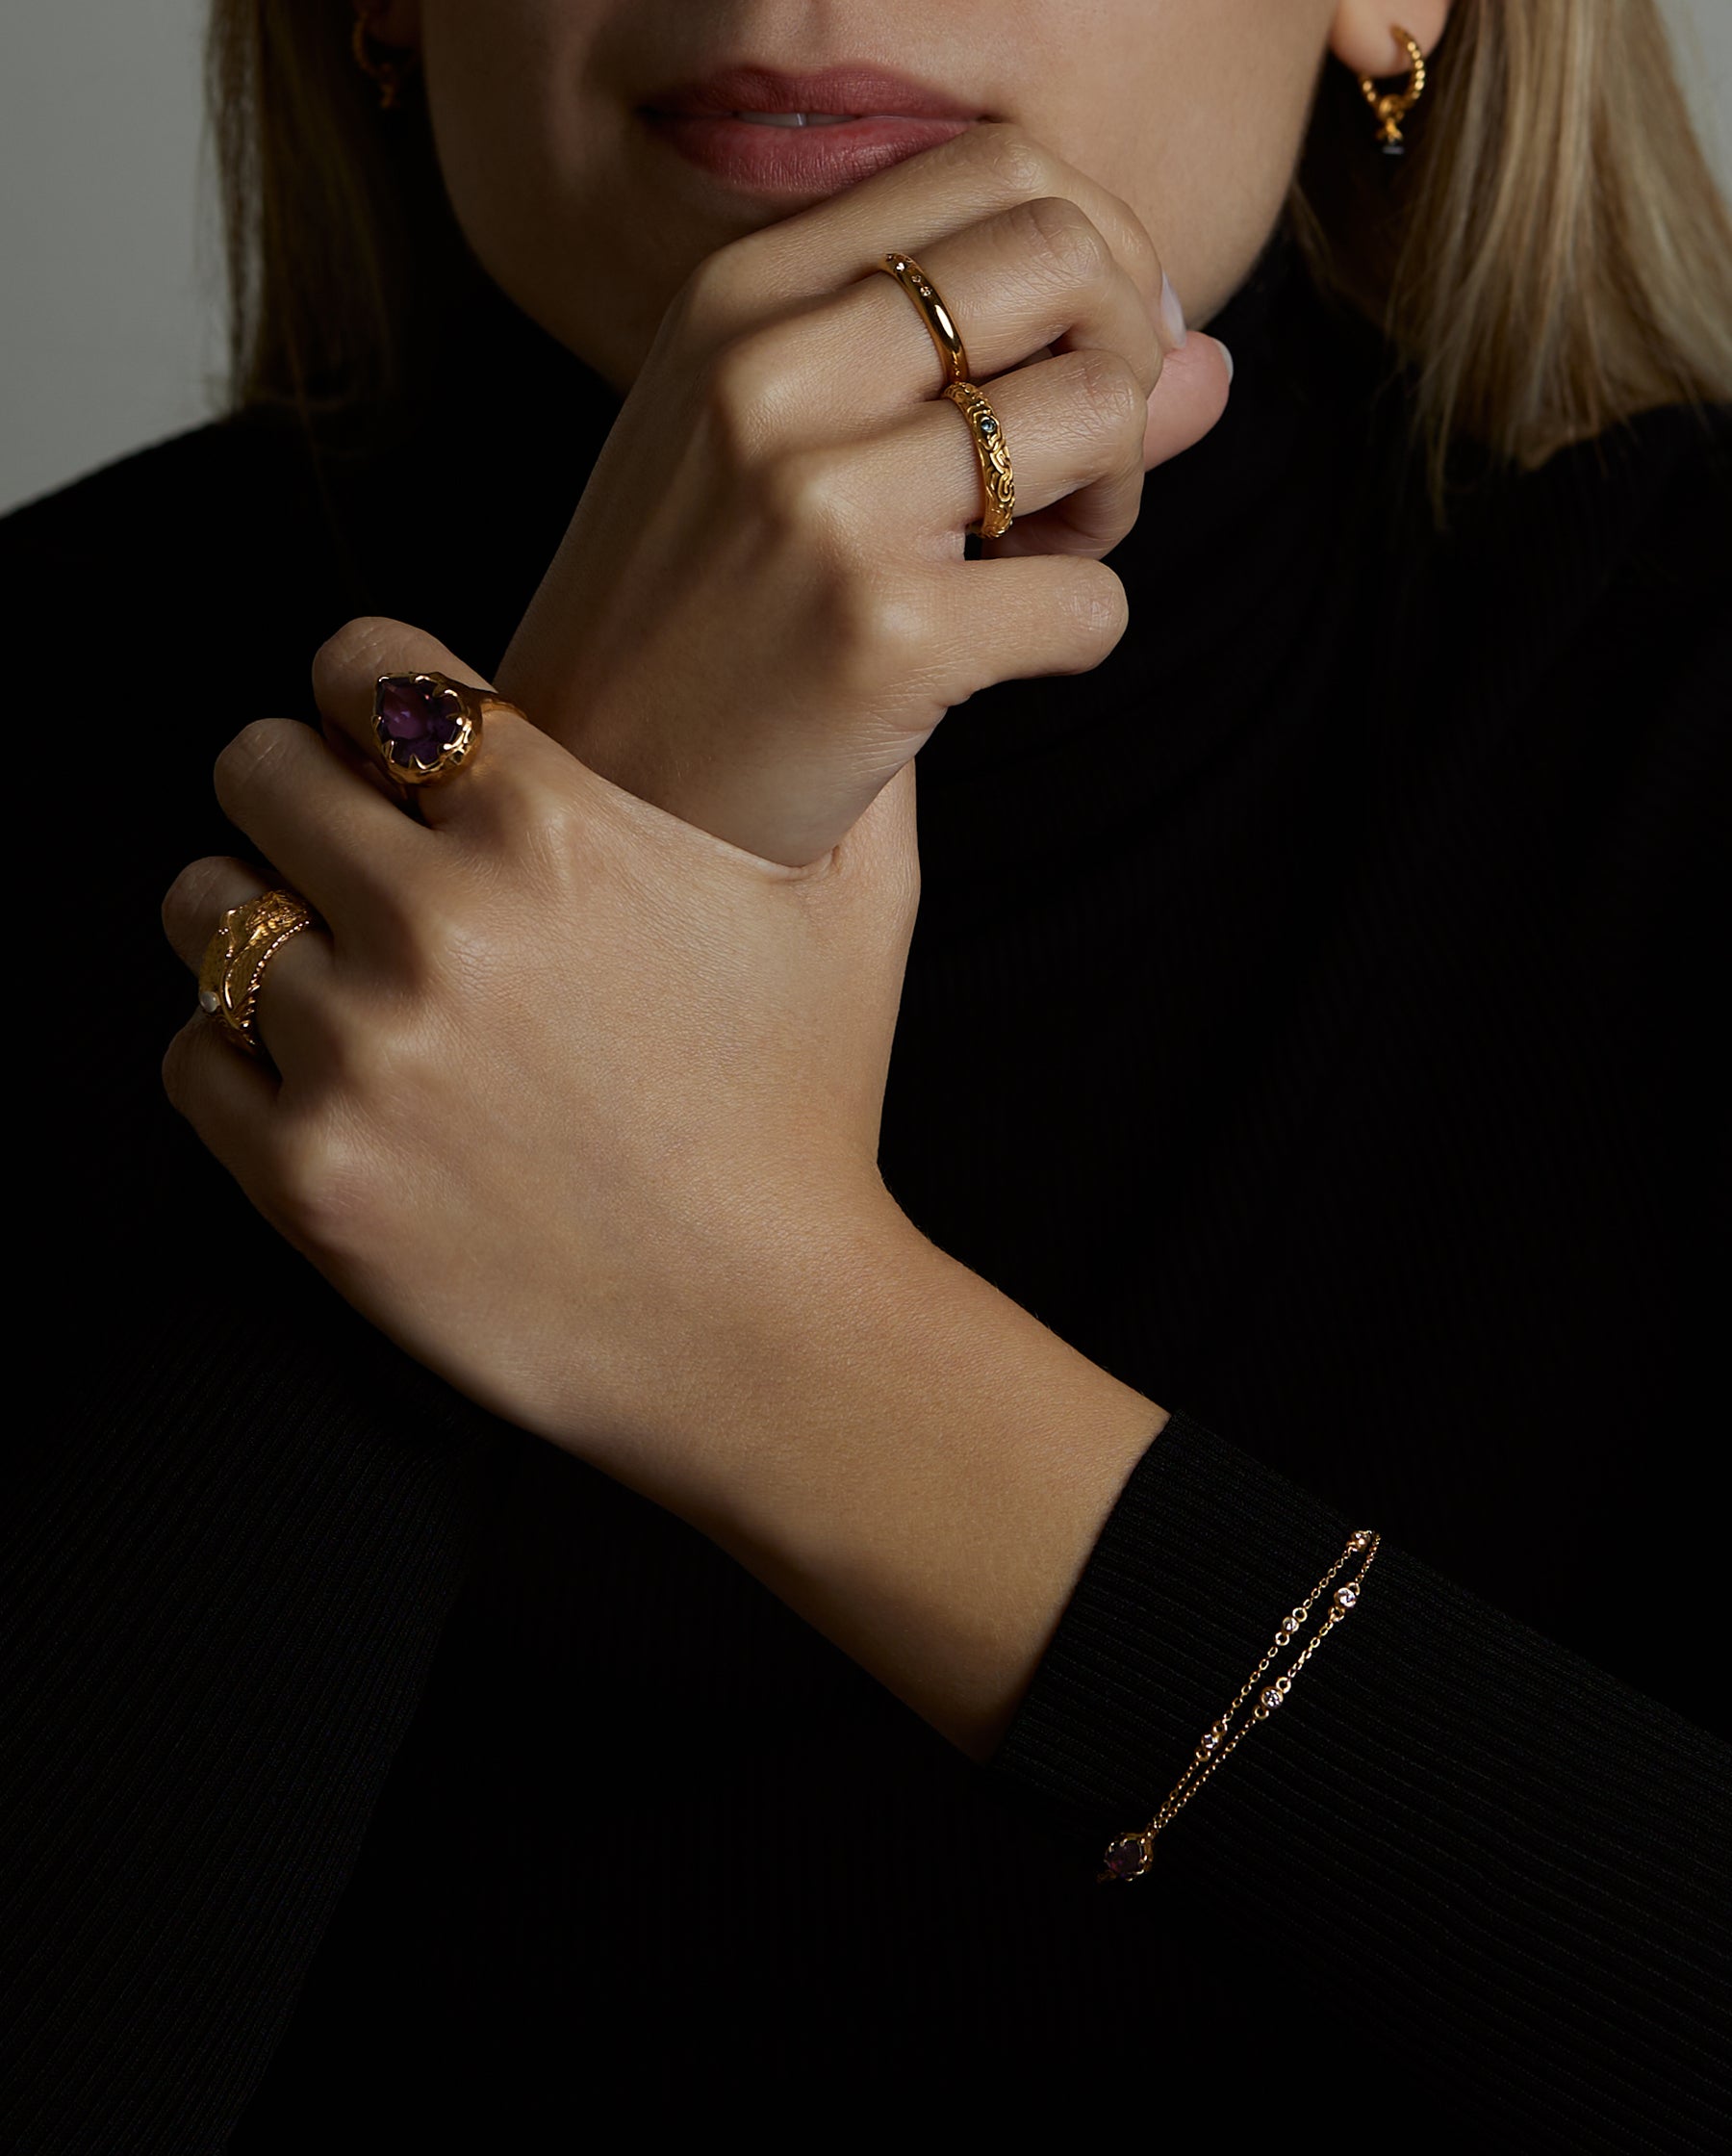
1104,1836,1147,1879
376,676,460,766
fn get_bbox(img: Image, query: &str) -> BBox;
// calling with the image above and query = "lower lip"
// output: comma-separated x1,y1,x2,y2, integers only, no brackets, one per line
642,112,975,192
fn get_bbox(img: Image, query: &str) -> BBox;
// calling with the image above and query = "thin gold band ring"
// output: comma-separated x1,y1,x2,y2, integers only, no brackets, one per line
875,251,969,387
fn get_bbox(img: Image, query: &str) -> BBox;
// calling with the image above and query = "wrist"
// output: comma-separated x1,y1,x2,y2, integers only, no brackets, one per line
700,1206,1169,1760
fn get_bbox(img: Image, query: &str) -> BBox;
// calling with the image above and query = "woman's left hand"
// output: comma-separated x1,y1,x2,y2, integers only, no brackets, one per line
161,616,923,1531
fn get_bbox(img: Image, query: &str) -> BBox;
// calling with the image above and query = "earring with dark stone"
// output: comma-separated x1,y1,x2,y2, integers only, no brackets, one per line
351,11,416,111
1357,24,1428,157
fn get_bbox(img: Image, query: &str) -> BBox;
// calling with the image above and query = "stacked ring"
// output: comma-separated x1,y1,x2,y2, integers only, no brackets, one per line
876,251,970,387
197,890,318,1060
941,380,1016,541
875,248,1016,542
371,671,517,785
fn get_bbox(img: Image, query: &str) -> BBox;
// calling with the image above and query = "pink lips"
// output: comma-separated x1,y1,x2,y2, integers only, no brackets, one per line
641,62,981,192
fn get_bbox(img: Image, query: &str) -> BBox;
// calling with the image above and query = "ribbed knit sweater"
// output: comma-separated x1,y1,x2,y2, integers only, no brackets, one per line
4,215,1728,2150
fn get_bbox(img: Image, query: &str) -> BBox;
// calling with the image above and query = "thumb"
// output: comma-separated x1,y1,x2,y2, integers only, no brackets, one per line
1143,333,1234,471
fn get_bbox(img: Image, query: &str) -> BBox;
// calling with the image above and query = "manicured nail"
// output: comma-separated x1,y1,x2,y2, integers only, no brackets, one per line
1158,270,1187,348
1216,339,1234,385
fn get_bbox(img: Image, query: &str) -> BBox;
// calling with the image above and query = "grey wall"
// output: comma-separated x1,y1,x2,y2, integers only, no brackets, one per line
4,2,1729,516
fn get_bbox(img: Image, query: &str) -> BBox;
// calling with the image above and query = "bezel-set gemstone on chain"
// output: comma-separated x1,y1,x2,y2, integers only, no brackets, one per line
1103,1835,1151,1880
1098,1527,1381,1884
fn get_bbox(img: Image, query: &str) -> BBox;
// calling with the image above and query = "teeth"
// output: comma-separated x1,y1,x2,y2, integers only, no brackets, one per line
731,111,869,127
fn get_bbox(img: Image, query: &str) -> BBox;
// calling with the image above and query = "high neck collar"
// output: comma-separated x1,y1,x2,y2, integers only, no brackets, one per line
906,214,1402,882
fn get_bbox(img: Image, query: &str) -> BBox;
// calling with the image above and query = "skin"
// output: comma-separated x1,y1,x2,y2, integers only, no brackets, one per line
163,0,1454,1757
400,0,1441,394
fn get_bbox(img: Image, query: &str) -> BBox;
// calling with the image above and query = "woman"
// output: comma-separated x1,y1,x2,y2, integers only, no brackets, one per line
4,0,1729,2145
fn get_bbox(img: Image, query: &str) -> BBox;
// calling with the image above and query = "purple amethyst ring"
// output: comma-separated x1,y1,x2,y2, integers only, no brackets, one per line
371,671,513,786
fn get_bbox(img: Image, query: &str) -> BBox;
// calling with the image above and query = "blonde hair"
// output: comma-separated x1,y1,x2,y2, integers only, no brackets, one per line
212,0,1732,525
1288,1,1732,520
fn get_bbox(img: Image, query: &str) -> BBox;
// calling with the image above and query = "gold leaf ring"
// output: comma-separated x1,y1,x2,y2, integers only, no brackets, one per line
196,889,318,1060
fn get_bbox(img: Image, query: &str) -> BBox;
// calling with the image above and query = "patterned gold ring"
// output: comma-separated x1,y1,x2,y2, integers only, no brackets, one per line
875,252,969,388
942,380,1016,541
196,889,319,1060
371,672,520,787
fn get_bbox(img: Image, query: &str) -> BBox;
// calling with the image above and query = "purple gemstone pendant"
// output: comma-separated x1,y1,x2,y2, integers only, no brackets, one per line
371,672,484,785
1099,1835,1152,1884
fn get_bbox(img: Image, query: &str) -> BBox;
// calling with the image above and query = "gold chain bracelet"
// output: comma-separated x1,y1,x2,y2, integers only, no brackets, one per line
1099,1526,1381,1883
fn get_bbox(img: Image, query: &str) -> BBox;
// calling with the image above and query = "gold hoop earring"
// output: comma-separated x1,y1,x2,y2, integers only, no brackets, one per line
1357,25,1427,156
351,12,415,111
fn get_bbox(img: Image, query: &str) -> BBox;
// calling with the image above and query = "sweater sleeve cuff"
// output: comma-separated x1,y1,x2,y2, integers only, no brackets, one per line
981,1404,1374,1850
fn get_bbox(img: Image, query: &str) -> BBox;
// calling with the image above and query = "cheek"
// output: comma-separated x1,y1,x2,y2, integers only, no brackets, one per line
415,0,601,298
1037,0,1333,322
414,0,698,385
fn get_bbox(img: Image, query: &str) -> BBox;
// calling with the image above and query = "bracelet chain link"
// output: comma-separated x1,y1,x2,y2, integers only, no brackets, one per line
1098,1527,1380,1884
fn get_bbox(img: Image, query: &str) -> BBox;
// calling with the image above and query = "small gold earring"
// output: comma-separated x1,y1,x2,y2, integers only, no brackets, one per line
1357,25,1427,156
351,12,414,112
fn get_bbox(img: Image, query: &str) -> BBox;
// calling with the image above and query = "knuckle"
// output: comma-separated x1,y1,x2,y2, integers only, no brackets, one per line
676,238,758,344
491,760,591,864
390,882,483,992
702,321,803,464
756,442,855,544
826,574,927,686
970,119,1053,200
1018,193,1111,290
311,614,400,688
162,855,228,938
514,803,592,891
213,715,297,813
1071,345,1150,442
1061,561,1131,656
160,1020,198,1109
1111,211,1162,296
310,615,456,724
267,1113,369,1256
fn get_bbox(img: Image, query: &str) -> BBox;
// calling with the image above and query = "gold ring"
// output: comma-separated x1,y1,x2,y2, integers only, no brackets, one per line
875,252,969,388
371,672,519,786
942,380,1016,540
196,889,318,1060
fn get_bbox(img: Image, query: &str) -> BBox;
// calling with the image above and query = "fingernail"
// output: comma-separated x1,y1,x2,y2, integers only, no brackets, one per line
1158,270,1187,349
1216,339,1234,386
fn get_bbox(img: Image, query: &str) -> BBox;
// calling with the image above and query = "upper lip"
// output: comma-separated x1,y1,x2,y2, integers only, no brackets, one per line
642,64,979,120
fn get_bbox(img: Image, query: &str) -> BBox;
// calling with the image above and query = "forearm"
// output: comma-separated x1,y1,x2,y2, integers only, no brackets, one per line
704,1211,1169,1763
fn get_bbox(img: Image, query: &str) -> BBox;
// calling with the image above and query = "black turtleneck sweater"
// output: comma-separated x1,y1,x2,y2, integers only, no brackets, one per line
4,218,1728,2151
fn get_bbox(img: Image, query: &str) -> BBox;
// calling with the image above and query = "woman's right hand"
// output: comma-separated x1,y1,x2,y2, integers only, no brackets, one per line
494,121,1233,868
